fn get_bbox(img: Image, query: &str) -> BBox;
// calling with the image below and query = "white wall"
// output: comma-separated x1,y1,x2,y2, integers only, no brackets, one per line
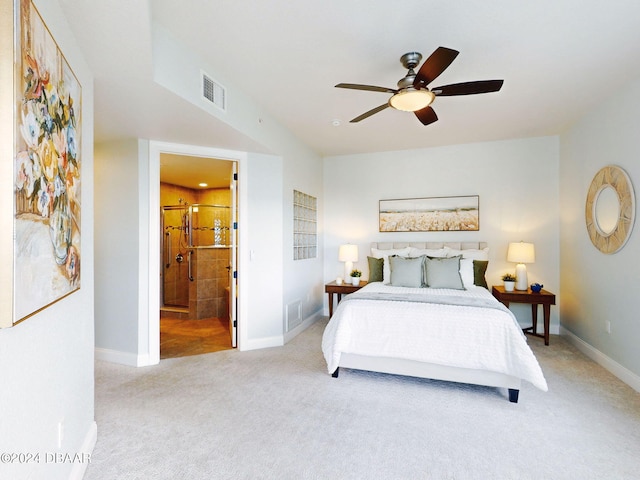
244,152,285,346
151,23,325,341
281,142,325,339
93,17,324,363
0,1,96,478
323,136,560,332
560,77,640,388
95,140,290,361
94,139,142,363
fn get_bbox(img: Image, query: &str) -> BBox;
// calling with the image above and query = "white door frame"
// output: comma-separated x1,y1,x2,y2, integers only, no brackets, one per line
146,141,248,365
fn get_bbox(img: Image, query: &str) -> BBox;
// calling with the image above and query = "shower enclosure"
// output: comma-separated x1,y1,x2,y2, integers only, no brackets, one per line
161,200,237,344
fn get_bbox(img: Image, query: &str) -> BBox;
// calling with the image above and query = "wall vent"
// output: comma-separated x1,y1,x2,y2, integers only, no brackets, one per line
201,72,226,111
285,300,302,332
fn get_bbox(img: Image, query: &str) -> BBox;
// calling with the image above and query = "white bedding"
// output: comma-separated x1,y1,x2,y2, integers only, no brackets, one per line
322,282,548,391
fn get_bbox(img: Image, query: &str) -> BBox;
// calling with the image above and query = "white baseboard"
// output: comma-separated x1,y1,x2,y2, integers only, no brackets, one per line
240,335,284,351
561,327,640,393
284,310,322,344
96,310,322,360
68,421,97,480
95,347,155,367
241,309,323,350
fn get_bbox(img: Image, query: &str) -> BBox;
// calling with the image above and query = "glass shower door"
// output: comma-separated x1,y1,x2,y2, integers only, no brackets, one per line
162,206,191,309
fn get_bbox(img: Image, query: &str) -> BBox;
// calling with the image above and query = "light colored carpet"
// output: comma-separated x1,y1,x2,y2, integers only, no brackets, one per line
84,319,640,480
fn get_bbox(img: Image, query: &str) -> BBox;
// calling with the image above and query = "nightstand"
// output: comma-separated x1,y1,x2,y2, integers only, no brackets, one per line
492,285,556,345
325,281,367,317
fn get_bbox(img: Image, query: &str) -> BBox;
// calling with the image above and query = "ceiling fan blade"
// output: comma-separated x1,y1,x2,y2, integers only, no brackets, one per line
350,104,390,123
413,47,459,87
432,80,504,96
414,106,438,126
335,83,397,94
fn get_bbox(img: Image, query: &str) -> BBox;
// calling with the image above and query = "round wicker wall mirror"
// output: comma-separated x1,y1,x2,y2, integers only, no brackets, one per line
585,165,635,254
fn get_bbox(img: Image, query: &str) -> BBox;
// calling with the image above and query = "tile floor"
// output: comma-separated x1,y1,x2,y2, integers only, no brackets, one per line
160,316,232,359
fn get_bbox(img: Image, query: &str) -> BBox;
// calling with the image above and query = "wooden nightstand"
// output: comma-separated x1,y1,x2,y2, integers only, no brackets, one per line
492,285,556,345
325,281,367,317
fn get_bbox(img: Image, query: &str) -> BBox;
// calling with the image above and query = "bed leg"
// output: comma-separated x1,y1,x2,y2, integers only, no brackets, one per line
331,367,340,378
508,389,519,403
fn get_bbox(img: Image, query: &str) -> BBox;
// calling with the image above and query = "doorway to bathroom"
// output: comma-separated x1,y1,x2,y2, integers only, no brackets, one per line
159,153,238,359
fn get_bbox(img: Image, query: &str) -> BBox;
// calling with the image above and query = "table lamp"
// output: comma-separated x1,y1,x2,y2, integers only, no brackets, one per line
338,244,358,280
507,242,535,291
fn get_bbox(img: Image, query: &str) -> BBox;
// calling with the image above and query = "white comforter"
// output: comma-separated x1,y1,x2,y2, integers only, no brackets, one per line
322,282,548,391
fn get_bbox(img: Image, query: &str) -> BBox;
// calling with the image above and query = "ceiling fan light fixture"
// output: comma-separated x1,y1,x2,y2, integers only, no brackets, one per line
389,88,435,112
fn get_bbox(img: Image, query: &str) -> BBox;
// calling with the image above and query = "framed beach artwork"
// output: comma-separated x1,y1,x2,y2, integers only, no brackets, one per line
2,0,82,326
379,195,479,232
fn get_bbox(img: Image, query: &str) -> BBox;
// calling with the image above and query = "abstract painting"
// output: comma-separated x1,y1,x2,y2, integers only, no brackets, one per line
13,0,82,322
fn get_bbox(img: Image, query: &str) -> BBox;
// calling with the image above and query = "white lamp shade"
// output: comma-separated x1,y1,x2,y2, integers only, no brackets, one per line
507,242,535,264
338,244,358,262
339,244,358,280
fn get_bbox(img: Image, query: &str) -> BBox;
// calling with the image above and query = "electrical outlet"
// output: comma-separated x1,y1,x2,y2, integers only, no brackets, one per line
606,320,611,334
57,419,64,448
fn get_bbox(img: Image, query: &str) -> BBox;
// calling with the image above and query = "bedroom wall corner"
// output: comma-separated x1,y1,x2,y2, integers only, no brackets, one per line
559,76,640,387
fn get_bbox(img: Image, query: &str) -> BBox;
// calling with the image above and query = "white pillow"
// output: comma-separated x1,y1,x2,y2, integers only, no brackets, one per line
444,246,489,261
408,247,448,258
371,247,411,284
459,257,475,289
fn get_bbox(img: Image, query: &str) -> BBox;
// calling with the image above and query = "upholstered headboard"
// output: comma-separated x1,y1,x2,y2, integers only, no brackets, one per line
371,241,488,250
368,241,490,288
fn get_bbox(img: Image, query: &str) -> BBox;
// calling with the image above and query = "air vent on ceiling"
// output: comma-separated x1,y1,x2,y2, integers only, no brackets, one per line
201,72,226,111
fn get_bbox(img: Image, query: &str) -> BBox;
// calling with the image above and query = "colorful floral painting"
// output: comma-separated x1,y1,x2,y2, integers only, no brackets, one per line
14,0,81,321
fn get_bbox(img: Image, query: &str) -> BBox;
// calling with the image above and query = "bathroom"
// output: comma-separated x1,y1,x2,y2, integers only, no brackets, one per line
159,154,237,357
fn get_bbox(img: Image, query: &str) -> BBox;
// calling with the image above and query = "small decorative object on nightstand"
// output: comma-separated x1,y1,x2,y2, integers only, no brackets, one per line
350,269,362,286
502,273,516,292
325,280,367,317
492,285,556,345
530,283,543,293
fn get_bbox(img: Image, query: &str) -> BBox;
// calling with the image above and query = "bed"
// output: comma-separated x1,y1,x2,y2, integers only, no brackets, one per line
321,242,548,402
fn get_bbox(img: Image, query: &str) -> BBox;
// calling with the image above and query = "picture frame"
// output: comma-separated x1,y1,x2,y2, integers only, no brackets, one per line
2,0,82,327
1,0,14,327
379,195,479,232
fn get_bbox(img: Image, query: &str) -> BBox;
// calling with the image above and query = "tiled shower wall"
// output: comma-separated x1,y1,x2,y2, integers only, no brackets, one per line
190,247,230,320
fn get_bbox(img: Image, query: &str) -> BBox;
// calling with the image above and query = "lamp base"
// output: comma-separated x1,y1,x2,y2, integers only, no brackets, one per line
344,261,353,281
515,263,528,291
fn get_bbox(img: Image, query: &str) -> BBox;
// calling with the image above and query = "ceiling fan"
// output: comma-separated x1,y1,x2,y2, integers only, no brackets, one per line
335,46,504,126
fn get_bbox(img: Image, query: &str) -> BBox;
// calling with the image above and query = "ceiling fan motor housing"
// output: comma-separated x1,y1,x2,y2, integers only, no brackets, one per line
400,52,422,70
397,52,422,89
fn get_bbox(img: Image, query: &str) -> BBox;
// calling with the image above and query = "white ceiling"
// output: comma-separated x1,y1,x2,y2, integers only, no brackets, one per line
60,0,640,159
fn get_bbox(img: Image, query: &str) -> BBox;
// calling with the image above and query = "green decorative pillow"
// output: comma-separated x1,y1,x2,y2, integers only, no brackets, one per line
425,255,465,290
389,255,425,288
367,256,384,283
473,260,489,288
